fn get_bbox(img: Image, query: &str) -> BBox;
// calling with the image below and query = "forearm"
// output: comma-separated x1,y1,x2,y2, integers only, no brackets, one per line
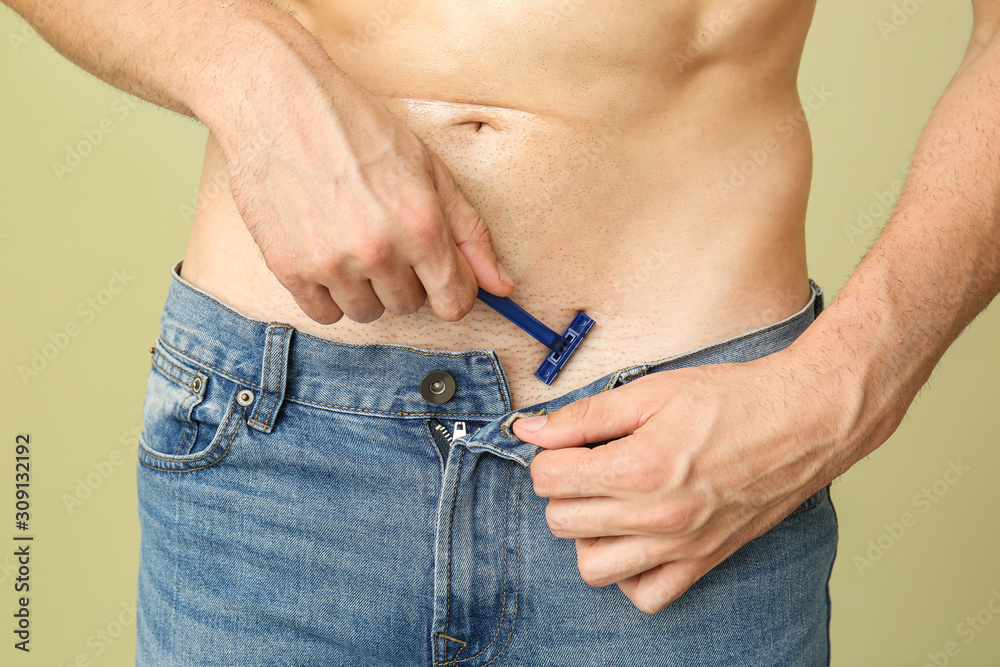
797,25,1000,471
1,0,346,134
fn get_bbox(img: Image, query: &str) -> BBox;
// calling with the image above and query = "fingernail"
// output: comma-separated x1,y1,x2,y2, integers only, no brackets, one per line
516,414,547,431
497,263,515,288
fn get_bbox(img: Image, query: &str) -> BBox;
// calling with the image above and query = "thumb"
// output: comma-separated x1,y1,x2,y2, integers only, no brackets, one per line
432,155,515,296
512,387,650,449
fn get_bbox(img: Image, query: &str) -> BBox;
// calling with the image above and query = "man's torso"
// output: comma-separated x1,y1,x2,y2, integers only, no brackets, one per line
180,0,818,407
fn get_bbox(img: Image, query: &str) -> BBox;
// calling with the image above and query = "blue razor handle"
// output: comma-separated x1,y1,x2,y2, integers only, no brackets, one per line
477,288,596,385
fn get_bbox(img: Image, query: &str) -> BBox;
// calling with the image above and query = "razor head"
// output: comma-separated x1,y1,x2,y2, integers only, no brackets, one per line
534,311,596,385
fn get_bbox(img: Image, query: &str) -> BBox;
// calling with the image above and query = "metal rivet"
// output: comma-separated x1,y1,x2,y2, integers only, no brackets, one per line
236,389,255,406
191,377,203,393
419,370,456,404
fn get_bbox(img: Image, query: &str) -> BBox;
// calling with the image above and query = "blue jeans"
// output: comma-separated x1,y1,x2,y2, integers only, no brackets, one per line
136,260,838,666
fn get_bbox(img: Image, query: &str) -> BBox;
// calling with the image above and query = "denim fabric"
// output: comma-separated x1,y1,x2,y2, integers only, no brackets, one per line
136,260,838,666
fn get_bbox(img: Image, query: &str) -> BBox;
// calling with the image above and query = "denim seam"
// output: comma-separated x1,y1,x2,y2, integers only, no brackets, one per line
480,467,523,667
288,395,505,419
160,340,510,419
433,464,515,666
441,448,466,656
422,419,447,479
148,359,203,456
159,339,257,387
153,346,207,393
138,403,246,472
463,441,531,467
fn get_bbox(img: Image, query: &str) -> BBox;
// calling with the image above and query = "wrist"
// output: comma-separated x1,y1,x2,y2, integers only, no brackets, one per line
180,1,344,148
782,292,915,475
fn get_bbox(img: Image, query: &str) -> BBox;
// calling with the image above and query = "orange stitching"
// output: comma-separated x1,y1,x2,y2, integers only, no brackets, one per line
139,404,245,472
442,449,465,647
290,395,503,419
478,467,523,667
153,348,204,390
255,326,290,429
422,420,447,476
433,465,514,665
159,340,256,387
161,341,507,419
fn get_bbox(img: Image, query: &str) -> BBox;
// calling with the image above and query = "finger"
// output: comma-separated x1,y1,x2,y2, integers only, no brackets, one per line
544,496,651,539
325,278,385,324
285,280,345,325
573,534,671,588
513,382,659,448
412,242,480,321
369,266,427,316
616,559,711,615
530,444,626,498
431,153,515,296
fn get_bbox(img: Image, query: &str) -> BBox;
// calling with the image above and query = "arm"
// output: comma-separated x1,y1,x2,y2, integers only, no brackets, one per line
2,0,514,322
513,1,1000,614
802,0,1000,470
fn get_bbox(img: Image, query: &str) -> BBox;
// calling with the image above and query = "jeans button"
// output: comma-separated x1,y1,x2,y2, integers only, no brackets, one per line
420,370,456,404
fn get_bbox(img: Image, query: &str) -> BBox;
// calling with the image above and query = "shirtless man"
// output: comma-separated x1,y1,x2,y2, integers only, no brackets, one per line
7,0,1000,664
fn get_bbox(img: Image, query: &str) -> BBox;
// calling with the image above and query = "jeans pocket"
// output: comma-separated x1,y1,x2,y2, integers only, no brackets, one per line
138,340,245,473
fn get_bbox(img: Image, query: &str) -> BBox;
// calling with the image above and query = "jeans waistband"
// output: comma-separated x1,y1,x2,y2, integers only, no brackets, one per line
157,259,823,428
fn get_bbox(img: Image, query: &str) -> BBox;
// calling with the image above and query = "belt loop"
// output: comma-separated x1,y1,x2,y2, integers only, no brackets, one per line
248,324,293,433
810,280,825,317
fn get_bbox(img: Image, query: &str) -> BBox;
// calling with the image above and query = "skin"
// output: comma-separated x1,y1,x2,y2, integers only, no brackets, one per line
6,0,1000,616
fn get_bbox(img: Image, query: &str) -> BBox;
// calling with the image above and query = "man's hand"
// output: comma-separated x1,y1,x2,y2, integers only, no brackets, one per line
218,77,514,325
512,351,849,614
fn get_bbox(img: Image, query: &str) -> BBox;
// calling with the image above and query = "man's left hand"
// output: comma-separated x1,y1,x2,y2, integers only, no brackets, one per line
511,351,850,614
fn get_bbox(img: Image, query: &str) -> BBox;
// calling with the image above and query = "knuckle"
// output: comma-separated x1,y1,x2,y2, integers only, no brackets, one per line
545,505,572,538
351,234,393,268
653,502,697,535
434,286,477,322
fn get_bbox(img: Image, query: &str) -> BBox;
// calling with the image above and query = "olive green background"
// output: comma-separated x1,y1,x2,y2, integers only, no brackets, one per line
1,1,998,664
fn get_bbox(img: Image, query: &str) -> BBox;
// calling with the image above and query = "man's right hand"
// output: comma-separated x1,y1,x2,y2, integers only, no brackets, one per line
206,16,514,325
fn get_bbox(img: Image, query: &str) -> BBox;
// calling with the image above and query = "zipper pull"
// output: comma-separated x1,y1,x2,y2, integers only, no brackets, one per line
452,421,467,441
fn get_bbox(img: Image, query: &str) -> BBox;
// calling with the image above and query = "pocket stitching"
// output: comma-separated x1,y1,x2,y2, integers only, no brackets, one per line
138,402,244,472
139,382,246,472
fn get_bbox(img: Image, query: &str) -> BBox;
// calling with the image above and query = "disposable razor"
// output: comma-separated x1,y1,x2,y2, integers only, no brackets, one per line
477,288,595,385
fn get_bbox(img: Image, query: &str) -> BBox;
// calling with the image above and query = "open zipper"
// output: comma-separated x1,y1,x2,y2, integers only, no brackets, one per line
431,420,467,444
